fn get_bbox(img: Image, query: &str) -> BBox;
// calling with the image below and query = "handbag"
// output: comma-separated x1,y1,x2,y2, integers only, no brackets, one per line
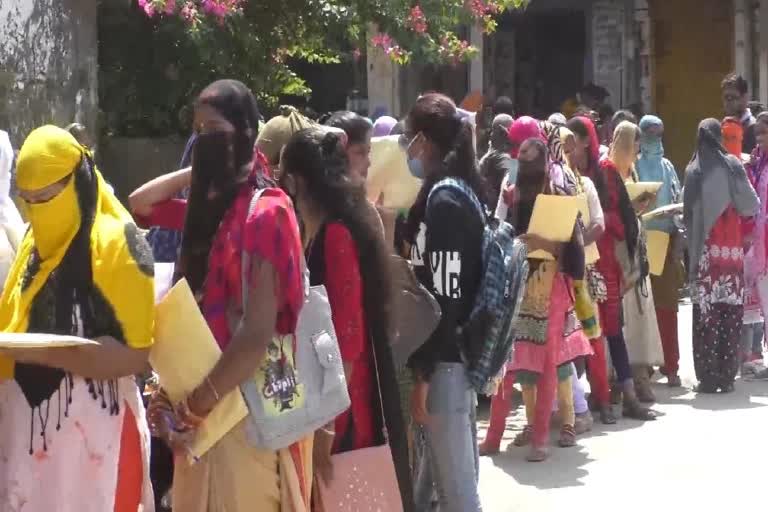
315,333,403,512
389,254,441,367
239,189,351,450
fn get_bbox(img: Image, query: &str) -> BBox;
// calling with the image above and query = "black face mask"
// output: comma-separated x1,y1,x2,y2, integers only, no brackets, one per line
192,131,252,196
512,153,547,234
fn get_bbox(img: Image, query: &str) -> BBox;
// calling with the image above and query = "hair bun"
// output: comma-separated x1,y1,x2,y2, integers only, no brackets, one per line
320,131,341,156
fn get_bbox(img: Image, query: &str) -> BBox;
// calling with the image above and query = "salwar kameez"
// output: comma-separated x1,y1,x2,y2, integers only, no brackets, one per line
692,207,746,388
512,267,592,447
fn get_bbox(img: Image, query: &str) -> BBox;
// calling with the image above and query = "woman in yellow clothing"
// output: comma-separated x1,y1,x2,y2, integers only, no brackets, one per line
0,125,156,512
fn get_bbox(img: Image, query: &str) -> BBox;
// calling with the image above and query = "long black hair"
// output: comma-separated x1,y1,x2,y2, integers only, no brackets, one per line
280,126,414,509
405,93,486,242
281,127,391,343
178,79,261,293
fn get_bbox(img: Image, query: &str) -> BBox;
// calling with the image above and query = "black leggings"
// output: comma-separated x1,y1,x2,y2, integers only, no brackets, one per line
607,333,632,382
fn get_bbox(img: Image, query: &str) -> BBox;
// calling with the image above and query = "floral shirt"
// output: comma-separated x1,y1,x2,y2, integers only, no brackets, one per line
694,206,746,315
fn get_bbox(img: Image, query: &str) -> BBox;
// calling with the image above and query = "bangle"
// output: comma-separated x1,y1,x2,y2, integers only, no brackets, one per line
205,376,221,402
319,428,335,436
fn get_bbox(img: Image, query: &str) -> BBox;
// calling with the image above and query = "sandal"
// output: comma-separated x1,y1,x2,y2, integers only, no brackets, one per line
513,425,533,447
599,405,617,425
478,441,500,457
622,400,657,421
526,446,549,462
558,424,577,447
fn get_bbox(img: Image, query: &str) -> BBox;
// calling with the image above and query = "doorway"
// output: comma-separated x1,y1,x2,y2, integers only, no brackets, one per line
650,0,734,172
497,10,586,118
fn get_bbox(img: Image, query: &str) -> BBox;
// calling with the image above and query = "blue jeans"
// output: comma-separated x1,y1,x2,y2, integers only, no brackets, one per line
413,363,482,512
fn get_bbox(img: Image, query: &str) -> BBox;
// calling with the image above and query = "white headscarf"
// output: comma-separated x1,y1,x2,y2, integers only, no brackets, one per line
0,131,23,285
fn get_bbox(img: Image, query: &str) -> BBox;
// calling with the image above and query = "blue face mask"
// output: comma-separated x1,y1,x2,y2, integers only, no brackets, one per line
407,156,425,179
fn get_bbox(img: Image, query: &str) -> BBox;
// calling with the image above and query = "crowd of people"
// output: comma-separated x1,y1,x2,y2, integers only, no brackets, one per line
0,70,766,512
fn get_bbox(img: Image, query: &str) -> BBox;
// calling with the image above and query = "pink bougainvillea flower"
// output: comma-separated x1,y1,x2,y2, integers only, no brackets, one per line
163,0,176,14
407,5,428,34
352,48,362,61
138,0,156,16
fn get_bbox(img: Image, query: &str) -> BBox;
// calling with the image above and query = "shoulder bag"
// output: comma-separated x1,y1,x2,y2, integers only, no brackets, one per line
239,189,351,450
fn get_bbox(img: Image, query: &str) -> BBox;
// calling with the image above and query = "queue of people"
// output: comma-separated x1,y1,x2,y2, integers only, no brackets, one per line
0,70,766,512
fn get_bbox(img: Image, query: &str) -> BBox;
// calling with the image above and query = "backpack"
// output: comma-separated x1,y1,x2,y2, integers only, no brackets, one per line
426,178,529,395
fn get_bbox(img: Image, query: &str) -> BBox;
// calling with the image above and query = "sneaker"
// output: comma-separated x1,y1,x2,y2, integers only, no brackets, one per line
574,412,594,435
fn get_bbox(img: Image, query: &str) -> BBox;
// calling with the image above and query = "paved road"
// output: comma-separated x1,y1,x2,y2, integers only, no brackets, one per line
478,303,768,511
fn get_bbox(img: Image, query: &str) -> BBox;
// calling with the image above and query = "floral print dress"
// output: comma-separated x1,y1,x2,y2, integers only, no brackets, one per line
692,206,746,387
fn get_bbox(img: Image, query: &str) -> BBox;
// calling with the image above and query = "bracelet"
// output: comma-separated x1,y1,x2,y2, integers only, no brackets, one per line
319,428,335,437
205,376,221,402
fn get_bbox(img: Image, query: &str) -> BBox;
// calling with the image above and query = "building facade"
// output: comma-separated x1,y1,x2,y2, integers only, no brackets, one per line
0,0,99,147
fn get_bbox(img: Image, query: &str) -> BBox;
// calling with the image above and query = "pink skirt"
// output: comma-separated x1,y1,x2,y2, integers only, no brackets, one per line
512,273,593,374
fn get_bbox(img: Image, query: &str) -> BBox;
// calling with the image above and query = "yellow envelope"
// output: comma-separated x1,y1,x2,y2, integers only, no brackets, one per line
625,182,662,201
527,195,580,259
151,278,249,459
366,136,422,210
574,194,600,264
646,231,670,276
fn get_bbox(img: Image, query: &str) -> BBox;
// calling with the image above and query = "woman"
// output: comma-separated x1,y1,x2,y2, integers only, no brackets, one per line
561,125,615,425
0,125,155,511
724,117,765,365
322,111,373,181
637,115,684,387
131,80,313,511
684,118,759,393
567,116,654,420
403,93,486,511
609,121,664,403
744,113,768,363
494,116,542,222
278,127,413,511
508,138,593,461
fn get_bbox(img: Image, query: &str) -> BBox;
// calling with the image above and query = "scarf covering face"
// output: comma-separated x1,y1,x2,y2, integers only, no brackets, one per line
0,126,154,376
180,79,263,294
684,118,759,280
722,117,744,157
609,120,639,180
637,115,681,233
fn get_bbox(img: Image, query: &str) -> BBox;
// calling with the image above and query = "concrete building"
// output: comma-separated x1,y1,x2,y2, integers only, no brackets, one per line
368,0,768,171
0,0,99,147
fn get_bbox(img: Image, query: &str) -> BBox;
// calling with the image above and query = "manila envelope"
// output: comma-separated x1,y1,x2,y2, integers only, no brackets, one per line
527,194,581,260
151,278,249,459
646,231,670,277
625,181,662,202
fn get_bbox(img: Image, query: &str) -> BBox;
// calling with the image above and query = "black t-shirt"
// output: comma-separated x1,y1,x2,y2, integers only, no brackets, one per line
408,186,484,379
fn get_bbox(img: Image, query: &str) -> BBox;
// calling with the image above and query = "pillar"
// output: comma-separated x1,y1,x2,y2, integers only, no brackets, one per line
469,24,484,94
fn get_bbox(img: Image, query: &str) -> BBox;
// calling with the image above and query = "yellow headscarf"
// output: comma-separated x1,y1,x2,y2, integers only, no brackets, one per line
609,120,640,181
0,126,154,377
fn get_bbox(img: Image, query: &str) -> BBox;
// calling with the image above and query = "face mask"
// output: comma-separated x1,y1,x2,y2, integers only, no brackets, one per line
192,131,249,196
407,156,425,179
27,177,80,260
640,137,664,158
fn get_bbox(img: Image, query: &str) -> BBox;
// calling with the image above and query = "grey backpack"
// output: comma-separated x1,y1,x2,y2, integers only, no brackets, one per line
240,189,350,450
